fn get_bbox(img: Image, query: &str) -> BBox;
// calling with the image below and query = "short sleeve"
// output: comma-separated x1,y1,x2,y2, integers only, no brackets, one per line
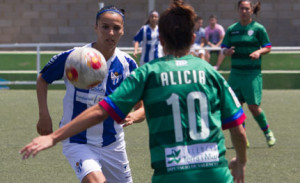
41,49,74,84
218,24,225,36
219,80,246,129
259,26,271,48
133,26,144,43
221,28,231,48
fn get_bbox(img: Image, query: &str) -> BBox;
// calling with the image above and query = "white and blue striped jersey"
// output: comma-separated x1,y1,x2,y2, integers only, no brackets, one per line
133,24,163,65
40,43,138,147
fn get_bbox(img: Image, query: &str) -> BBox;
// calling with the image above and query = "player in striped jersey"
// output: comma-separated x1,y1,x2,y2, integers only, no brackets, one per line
222,0,276,147
133,10,163,66
21,1,247,182
34,6,142,183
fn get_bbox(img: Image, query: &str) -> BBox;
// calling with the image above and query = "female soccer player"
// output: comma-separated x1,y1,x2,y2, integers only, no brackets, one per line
133,10,163,66
34,5,142,183
221,0,276,147
21,0,247,182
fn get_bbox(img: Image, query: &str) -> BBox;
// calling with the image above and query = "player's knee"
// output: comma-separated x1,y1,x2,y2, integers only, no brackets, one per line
82,171,106,183
247,105,260,116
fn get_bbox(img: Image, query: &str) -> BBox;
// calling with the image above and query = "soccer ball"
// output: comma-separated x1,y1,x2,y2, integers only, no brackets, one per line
65,47,107,89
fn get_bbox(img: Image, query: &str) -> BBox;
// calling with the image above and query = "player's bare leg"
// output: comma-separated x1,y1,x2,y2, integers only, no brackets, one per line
239,102,250,148
82,171,106,183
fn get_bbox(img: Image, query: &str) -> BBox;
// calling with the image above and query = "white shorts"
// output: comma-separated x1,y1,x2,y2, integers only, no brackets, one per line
62,141,132,183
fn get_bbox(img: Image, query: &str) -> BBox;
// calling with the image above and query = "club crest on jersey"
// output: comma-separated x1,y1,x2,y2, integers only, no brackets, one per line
248,30,254,36
110,71,122,85
75,159,83,173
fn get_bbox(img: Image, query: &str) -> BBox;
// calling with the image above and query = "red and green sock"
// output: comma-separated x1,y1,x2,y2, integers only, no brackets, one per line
254,110,270,134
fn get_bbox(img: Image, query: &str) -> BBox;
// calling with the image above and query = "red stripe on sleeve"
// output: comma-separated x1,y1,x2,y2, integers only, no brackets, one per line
99,100,123,124
222,113,246,130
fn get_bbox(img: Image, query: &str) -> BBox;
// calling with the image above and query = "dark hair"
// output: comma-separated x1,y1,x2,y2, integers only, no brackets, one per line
96,5,125,24
195,16,202,22
238,0,261,15
145,10,159,25
159,0,196,53
209,14,217,20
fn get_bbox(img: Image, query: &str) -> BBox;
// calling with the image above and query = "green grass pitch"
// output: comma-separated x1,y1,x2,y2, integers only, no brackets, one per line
0,90,299,182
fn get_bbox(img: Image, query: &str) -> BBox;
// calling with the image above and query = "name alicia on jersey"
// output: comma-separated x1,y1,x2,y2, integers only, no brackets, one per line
160,70,206,86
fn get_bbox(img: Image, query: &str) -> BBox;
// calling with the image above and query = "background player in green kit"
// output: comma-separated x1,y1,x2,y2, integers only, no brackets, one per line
21,0,248,182
221,0,276,147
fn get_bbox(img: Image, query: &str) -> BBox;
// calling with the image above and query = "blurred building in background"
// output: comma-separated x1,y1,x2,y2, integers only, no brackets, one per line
0,0,299,46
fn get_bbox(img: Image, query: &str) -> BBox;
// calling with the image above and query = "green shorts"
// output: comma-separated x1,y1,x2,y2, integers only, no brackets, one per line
228,73,262,105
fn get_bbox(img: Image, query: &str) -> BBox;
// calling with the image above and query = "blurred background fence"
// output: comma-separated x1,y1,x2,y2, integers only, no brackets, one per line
0,43,299,89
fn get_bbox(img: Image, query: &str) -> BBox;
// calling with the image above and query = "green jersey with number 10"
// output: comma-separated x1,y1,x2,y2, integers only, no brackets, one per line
100,55,246,182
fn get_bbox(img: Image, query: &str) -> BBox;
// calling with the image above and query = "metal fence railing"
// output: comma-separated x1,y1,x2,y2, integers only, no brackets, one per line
0,43,299,86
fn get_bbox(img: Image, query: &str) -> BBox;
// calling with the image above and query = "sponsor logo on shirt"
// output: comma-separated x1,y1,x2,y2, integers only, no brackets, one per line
175,60,188,66
231,31,240,35
165,143,219,172
76,91,105,107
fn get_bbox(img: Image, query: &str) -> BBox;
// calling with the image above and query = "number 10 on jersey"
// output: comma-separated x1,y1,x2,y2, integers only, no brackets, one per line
166,91,210,142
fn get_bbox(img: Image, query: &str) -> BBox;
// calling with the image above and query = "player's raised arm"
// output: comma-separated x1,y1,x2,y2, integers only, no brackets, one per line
20,104,109,159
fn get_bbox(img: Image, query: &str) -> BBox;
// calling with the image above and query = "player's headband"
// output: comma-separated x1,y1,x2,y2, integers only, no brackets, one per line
96,9,125,21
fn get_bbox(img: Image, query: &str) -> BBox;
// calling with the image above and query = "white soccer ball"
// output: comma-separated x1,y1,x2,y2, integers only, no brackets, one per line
65,47,107,89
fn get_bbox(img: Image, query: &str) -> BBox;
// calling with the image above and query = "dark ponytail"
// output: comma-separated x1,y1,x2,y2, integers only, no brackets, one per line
253,1,261,15
238,0,261,15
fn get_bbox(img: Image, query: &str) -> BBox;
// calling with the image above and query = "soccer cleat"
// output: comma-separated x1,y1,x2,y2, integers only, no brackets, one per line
265,131,276,147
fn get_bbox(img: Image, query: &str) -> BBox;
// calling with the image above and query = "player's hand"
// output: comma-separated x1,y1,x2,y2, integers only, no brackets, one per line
249,51,260,60
229,157,246,183
36,115,53,135
224,47,235,56
122,112,137,127
19,135,56,160
133,50,140,58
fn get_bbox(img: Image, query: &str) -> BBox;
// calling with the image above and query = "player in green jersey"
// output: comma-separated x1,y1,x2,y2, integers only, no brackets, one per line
221,0,276,147
20,0,248,182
